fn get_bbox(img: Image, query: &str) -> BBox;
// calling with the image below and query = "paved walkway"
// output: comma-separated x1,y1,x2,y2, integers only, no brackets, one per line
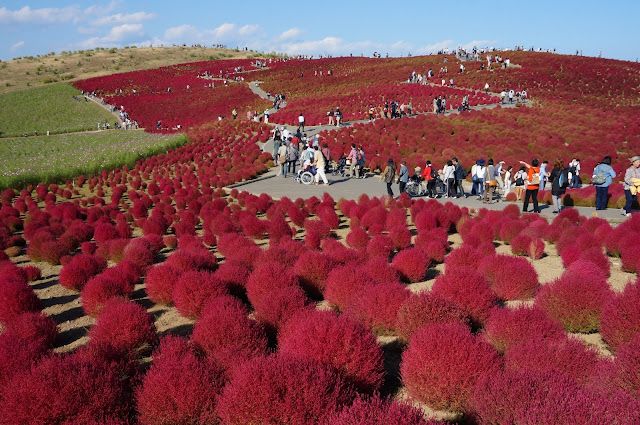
230,166,627,223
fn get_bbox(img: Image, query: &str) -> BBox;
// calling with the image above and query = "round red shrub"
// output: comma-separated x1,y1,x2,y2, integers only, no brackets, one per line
39,240,68,265
528,237,545,260
484,306,565,353
396,291,469,343
88,298,157,355
267,213,293,245
401,323,502,412
172,270,227,319
246,262,299,310
535,269,613,333
166,248,218,273
612,333,640,397
81,275,131,317
278,310,384,393
0,333,50,389
324,265,374,311
345,281,410,334
122,240,155,270
443,244,485,272
346,226,370,251
601,278,640,353
3,311,58,348
392,247,430,283
293,253,334,298
59,254,108,291
389,225,412,251
217,354,355,425
93,223,120,244
0,353,135,424
505,336,601,386
326,395,440,425
364,255,400,284
191,296,268,373
510,233,532,256
431,268,497,326
144,263,181,305
366,233,394,259
321,238,364,266
22,265,41,282
478,254,539,300
253,285,311,332
214,260,250,294
0,278,41,325
136,339,225,425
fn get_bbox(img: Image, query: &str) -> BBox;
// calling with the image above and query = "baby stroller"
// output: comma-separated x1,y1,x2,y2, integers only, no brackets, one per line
294,164,317,185
332,157,348,177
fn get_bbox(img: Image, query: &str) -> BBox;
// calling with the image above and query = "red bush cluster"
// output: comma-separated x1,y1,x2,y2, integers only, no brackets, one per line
172,270,227,319
601,277,640,353
279,310,384,393
59,254,108,291
345,281,410,334
144,263,182,305
392,247,430,283
217,354,356,425
401,323,502,412
478,254,539,300
326,395,440,425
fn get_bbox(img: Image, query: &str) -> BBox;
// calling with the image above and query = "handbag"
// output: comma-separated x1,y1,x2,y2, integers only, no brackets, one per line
530,172,540,185
489,179,498,187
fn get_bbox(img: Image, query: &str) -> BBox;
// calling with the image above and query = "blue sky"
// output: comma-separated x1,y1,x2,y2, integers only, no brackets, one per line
1,0,639,62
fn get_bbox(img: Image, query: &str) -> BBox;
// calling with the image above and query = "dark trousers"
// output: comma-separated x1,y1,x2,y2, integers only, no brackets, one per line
595,186,609,210
386,182,394,197
287,160,296,174
523,188,539,212
426,179,436,197
399,181,406,193
624,189,636,214
456,179,465,197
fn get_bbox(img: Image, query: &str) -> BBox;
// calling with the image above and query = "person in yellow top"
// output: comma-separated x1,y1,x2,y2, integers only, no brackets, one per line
232,109,238,119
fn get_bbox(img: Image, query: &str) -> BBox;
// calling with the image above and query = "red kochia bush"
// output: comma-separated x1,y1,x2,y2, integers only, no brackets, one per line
392,247,430,283
136,338,226,425
0,333,50,389
172,270,227,319
443,244,486,272
22,265,41,281
613,333,640,397
88,298,157,355
59,253,108,291
39,240,68,265
279,310,384,393
484,306,565,353
396,291,470,343
81,275,132,317
0,353,134,425
217,354,355,425
478,254,539,300
504,336,601,386
253,285,310,332
431,268,497,326
165,248,218,273
345,282,410,334
535,269,613,333
601,278,640,353
364,255,400,284
324,265,374,311
3,311,58,348
144,263,182,305
191,296,268,373
0,278,41,325
326,395,440,425
346,226,370,251
293,253,334,298
401,323,502,412
246,262,299,311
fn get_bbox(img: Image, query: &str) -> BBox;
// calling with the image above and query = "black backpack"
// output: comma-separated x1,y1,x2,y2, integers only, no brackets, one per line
430,167,438,179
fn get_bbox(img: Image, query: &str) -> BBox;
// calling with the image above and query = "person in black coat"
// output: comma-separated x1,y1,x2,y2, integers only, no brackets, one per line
452,157,466,198
549,158,569,213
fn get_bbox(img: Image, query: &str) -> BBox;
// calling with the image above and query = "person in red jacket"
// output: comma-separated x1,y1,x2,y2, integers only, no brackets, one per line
420,160,437,198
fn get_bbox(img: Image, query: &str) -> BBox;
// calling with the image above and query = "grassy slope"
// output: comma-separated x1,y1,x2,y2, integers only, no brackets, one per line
0,83,117,137
0,130,187,189
0,46,277,95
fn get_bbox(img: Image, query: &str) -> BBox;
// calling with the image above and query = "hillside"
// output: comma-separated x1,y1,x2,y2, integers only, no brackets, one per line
0,45,279,95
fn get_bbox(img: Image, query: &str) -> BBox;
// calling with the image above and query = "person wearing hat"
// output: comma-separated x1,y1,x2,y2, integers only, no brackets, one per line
381,158,397,198
623,156,640,216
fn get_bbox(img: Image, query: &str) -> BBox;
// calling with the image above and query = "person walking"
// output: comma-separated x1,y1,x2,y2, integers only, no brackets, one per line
592,156,616,211
347,143,360,179
473,159,486,199
453,157,466,198
278,142,289,177
298,113,305,132
519,159,541,213
623,156,640,217
442,160,456,198
312,146,329,186
483,159,497,203
286,140,299,176
504,166,513,198
381,158,397,198
421,161,437,198
549,159,569,213
568,158,581,188
398,160,409,193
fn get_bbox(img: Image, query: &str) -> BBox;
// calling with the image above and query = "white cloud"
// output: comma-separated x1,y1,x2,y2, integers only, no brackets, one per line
92,11,155,27
10,41,25,52
160,23,264,46
0,5,79,24
414,40,456,55
238,24,260,37
79,23,145,49
278,28,303,41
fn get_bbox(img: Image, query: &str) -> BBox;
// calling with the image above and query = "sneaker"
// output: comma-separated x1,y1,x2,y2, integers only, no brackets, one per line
626,213,631,217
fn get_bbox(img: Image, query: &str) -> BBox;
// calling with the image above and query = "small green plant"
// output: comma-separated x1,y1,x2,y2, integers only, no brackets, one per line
42,78,58,84
108,48,117,54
